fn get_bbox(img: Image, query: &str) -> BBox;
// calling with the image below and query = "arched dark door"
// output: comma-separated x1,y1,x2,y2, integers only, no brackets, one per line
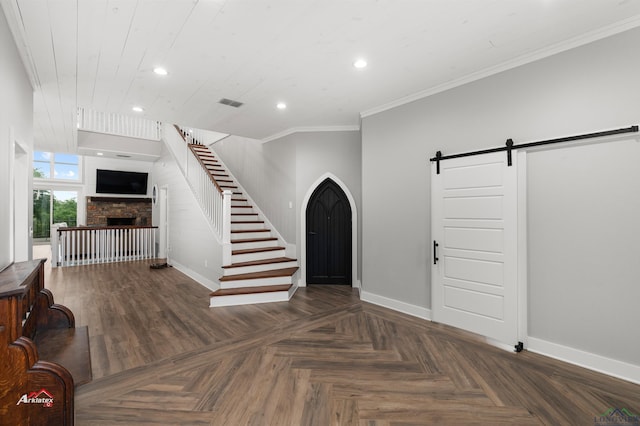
306,179,352,285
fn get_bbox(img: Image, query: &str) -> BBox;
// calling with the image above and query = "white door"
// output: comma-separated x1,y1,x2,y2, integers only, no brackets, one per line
431,151,518,346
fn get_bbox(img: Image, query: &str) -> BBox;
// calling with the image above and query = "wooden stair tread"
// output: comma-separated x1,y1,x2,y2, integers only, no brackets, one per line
232,213,258,216
231,229,271,234
223,257,296,269
210,284,291,297
231,237,278,243
219,267,299,282
231,220,264,224
232,246,284,255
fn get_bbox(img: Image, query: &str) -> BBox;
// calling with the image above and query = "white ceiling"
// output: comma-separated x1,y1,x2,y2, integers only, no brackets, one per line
3,0,640,154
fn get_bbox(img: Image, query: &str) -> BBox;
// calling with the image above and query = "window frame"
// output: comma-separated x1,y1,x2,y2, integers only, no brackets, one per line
33,151,82,182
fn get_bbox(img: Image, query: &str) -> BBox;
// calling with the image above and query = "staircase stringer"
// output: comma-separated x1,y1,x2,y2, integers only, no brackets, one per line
206,144,296,263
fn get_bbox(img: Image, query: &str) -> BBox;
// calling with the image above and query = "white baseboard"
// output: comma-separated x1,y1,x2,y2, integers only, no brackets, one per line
527,336,640,385
169,260,219,292
360,291,432,321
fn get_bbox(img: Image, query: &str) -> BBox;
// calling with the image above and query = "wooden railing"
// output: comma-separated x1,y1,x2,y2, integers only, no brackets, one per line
174,125,228,146
52,226,157,267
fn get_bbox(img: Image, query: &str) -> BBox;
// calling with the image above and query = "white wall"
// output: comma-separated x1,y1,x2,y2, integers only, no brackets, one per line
151,145,221,290
213,130,362,282
0,7,33,269
527,138,640,366
361,27,640,368
293,131,362,284
60,156,153,227
213,135,297,242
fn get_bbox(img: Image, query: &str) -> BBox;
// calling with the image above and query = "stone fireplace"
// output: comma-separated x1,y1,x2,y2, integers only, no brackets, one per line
86,197,152,227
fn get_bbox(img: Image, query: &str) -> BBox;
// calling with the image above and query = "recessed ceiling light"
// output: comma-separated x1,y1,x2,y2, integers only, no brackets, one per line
96,152,103,156
132,106,144,112
353,58,367,69
276,102,287,110
153,67,168,76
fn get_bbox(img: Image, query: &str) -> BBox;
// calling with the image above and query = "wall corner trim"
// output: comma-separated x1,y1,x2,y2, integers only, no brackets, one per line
360,290,432,321
527,336,640,386
261,125,361,143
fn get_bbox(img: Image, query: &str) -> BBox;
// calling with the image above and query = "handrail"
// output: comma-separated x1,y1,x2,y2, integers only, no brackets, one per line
164,123,231,248
187,144,224,194
58,225,158,231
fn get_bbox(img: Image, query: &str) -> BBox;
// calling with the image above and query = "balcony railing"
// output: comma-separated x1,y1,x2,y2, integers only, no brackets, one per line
77,107,162,140
52,225,157,267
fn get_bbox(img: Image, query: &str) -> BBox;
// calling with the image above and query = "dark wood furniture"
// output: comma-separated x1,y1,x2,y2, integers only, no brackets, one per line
0,259,91,425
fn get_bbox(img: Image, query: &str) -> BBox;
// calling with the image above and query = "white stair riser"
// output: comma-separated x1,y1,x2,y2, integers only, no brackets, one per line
231,249,285,263
231,222,265,231
231,200,249,207
219,275,293,290
210,290,290,307
232,240,278,251
231,214,259,222
222,260,298,276
231,230,271,239
231,207,254,214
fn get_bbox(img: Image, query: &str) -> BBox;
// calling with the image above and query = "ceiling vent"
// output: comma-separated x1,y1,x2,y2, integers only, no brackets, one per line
218,98,244,108
116,154,132,158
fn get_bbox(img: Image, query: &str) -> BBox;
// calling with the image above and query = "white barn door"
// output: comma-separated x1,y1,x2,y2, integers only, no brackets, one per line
431,152,519,346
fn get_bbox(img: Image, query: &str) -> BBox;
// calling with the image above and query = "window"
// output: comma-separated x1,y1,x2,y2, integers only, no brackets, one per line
32,189,78,241
33,151,80,181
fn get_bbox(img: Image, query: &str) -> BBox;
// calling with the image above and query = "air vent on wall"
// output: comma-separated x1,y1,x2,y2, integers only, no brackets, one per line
218,98,244,108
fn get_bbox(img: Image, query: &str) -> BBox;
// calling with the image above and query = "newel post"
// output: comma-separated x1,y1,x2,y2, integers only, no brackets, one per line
50,225,60,268
222,189,233,265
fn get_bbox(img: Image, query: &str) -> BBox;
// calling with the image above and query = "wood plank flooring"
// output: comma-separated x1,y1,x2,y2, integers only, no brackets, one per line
34,247,640,425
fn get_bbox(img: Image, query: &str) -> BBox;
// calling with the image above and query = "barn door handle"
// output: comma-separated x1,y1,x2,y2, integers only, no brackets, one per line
433,241,439,265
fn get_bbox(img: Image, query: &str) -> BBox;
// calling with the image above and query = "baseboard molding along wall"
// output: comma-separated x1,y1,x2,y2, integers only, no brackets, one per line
360,290,432,321
169,260,219,292
527,336,640,385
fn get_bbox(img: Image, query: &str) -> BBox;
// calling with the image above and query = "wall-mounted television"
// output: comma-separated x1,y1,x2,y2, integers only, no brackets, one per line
96,169,148,195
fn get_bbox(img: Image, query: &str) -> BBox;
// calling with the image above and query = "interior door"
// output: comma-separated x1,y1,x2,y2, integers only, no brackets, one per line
306,178,352,284
431,151,518,346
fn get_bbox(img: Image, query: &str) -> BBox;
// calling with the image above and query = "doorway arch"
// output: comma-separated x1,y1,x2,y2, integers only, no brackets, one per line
300,173,358,287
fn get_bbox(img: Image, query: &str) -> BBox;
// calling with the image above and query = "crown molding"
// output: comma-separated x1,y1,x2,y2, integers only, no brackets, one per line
1,0,41,90
361,15,640,119
261,125,360,143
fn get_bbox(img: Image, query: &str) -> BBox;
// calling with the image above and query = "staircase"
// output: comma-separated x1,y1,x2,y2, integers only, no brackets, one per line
185,141,299,307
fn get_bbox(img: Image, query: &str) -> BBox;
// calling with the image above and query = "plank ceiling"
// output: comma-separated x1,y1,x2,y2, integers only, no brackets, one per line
2,0,640,154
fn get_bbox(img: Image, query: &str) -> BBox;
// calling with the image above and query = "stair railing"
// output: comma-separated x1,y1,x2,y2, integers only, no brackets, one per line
163,123,232,264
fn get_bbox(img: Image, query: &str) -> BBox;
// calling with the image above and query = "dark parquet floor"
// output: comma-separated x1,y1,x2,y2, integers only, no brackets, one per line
35,247,640,425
